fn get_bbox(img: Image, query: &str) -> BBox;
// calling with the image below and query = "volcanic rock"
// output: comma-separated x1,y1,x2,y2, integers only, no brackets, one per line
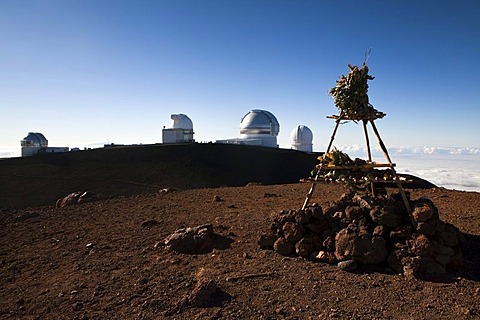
295,237,317,257
258,234,276,249
56,191,100,208
337,259,358,271
335,224,388,264
164,224,215,254
273,237,295,256
369,203,401,228
282,222,305,243
261,190,465,278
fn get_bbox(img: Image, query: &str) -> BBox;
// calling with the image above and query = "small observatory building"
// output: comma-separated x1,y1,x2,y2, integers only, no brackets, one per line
21,132,69,157
162,114,195,144
290,125,313,152
217,109,280,148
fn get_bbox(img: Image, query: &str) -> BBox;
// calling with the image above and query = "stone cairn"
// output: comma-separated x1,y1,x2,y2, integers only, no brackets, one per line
259,190,465,277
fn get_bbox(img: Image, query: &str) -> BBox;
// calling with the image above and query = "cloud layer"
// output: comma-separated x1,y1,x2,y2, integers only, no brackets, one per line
334,145,480,192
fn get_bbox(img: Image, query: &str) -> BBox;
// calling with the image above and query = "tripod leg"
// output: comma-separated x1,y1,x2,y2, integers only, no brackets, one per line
363,120,375,195
326,115,342,154
302,175,318,210
370,120,414,224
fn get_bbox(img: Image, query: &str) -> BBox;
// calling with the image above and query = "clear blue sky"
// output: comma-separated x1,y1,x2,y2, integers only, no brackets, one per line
1,0,479,152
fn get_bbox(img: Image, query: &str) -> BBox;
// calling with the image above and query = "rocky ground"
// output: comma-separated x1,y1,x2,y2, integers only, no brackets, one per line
1,182,479,319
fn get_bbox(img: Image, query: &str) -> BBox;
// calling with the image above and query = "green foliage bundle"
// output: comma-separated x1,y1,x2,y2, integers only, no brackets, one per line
329,64,379,119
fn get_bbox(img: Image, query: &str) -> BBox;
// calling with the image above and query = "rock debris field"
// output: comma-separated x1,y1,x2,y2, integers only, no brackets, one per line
1,182,480,319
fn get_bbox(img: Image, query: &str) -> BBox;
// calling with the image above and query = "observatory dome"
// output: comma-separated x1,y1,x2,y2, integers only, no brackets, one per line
21,132,48,148
162,114,195,144
170,114,193,130
240,109,279,136
290,125,313,152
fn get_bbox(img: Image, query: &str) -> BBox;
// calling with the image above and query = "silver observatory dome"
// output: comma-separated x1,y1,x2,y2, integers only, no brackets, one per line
239,109,280,136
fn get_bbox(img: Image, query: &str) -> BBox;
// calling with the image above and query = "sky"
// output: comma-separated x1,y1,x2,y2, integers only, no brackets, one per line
1,0,480,154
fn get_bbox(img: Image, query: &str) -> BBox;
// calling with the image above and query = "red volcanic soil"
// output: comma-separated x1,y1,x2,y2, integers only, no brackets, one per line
1,144,479,319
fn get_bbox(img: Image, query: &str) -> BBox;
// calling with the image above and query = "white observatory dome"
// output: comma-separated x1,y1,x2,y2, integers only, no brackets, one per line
21,132,48,148
20,132,49,157
162,114,195,144
240,109,279,136
237,109,279,148
291,125,313,152
170,114,193,130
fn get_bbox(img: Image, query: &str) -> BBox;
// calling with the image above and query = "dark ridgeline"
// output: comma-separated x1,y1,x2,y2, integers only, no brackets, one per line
0,143,317,209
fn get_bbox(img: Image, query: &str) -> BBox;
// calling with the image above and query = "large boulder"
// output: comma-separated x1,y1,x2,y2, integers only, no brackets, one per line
273,237,295,256
164,224,215,254
56,191,100,208
335,224,388,265
369,203,402,228
282,222,305,243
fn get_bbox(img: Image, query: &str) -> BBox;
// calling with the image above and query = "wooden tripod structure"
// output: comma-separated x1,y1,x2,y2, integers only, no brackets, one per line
302,111,415,226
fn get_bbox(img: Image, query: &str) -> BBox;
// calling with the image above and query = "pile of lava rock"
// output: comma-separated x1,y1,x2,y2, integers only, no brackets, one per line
259,190,466,277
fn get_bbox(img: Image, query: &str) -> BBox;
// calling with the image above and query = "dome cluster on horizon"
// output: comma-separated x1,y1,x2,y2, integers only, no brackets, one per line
163,109,314,152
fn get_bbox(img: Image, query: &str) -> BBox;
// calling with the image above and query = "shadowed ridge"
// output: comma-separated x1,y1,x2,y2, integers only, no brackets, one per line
0,143,316,209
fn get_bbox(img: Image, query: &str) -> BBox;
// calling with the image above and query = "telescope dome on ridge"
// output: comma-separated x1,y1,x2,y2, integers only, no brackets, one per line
170,114,194,130
162,114,195,144
21,132,48,148
20,132,69,156
240,109,279,136
215,109,280,148
290,125,313,152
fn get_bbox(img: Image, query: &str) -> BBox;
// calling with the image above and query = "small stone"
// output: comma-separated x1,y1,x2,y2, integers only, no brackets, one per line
141,220,160,228
295,238,316,257
282,222,305,243
273,237,295,256
72,301,84,311
294,210,311,224
307,205,324,220
258,234,277,249
337,260,358,272
459,307,472,316
213,195,222,202
389,225,413,241
164,224,215,254
412,202,434,223
188,279,219,307
416,221,436,237
322,236,335,252
345,206,363,221
373,225,387,237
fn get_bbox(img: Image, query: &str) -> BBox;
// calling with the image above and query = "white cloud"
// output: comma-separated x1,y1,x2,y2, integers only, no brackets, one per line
331,145,480,192
0,148,20,159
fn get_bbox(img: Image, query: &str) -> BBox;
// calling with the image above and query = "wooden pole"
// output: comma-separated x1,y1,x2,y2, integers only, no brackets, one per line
302,176,318,210
369,120,393,164
302,113,343,210
363,120,375,195
363,120,372,162
325,113,343,154
370,120,414,225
